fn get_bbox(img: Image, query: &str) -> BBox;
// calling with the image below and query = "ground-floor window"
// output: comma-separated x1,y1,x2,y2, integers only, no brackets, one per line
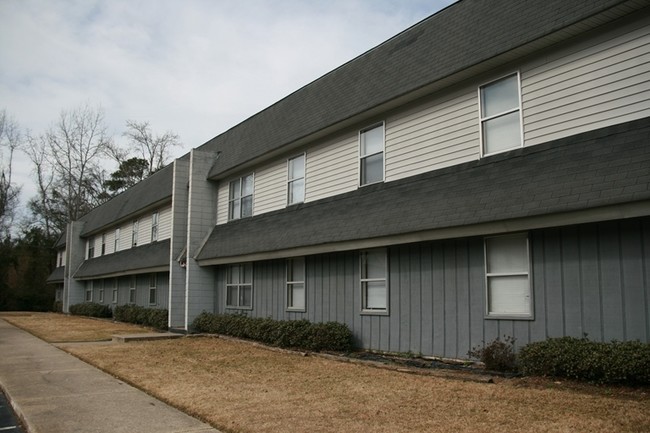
129,276,136,304
149,273,157,305
360,249,388,314
112,279,118,303
98,285,104,303
484,233,532,318
55,288,63,302
286,258,305,311
226,263,253,309
85,281,93,302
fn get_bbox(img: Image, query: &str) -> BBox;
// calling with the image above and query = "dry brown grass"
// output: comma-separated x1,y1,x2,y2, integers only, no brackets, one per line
5,312,649,433
0,312,156,342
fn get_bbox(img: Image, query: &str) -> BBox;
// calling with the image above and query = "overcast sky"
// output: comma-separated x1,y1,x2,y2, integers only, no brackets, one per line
1,0,455,213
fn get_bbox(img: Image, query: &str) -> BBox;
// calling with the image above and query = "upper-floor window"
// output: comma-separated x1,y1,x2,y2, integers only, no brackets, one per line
87,237,95,259
226,263,253,309
360,123,385,186
286,257,305,311
360,249,388,314
479,73,522,155
114,228,120,252
132,220,139,247
229,174,254,220
484,233,532,318
287,154,305,205
151,211,159,242
57,250,63,267
101,233,106,256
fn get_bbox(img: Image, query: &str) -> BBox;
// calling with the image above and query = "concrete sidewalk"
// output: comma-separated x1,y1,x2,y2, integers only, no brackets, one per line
0,319,221,433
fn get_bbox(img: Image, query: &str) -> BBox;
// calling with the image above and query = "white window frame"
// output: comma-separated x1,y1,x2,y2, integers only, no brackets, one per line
151,211,159,242
98,282,104,303
359,122,385,187
85,281,93,302
114,228,120,252
112,279,118,304
287,154,306,206
101,233,106,256
484,233,533,319
87,237,95,259
286,258,306,311
129,276,136,304
478,72,523,157
360,249,389,315
228,174,254,221
148,273,157,305
225,263,253,309
132,220,139,247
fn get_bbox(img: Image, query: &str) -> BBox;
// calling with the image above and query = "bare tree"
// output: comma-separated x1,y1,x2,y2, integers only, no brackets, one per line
26,104,112,236
0,109,22,238
123,120,180,174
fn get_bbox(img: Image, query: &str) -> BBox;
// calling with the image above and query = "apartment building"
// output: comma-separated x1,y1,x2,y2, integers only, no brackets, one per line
50,0,650,359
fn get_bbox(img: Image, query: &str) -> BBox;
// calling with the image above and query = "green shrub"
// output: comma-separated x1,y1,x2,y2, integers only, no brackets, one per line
191,312,354,352
69,302,112,318
518,336,650,385
113,304,168,330
52,300,63,313
468,336,518,372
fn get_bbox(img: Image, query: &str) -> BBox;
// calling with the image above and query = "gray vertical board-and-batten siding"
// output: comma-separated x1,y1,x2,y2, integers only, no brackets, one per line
213,217,650,359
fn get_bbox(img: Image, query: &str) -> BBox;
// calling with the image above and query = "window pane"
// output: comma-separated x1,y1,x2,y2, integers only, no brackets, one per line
240,285,252,307
483,111,520,154
230,199,240,220
365,281,387,309
291,258,305,281
226,285,238,306
289,283,305,309
361,125,383,156
486,235,528,273
228,265,240,284
229,179,240,200
364,250,386,279
481,75,519,117
241,196,253,218
488,275,530,315
243,264,253,283
361,153,384,185
242,175,254,196
289,179,305,204
288,155,305,179
149,288,157,304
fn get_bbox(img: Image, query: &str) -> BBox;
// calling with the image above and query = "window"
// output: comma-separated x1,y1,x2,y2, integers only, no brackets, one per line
98,282,104,303
149,273,157,305
132,220,139,247
85,281,93,302
151,211,159,242
286,258,305,311
359,123,384,186
361,249,388,313
55,289,63,302
228,174,254,220
57,251,63,267
226,264,253,308
101,233,106,256
484,233,532,318
479,73,522,155
87,237,95,259
112,279,118,304
129,276,136,304
287,155,305,205
114,228,120,252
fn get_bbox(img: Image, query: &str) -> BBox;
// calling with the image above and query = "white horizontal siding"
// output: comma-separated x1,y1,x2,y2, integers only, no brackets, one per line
386,89,479,181
104,231,115,255
216,183,230,225
254,160,287,215
138,214,153,246
158,206,173,241
306,132,358,202
522,17,650,145
119,221,134,251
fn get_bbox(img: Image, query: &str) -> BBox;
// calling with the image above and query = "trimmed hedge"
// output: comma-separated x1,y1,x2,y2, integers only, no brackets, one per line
69,302,112,318
191,312,354,352
113,304,169,330
518,337,650,385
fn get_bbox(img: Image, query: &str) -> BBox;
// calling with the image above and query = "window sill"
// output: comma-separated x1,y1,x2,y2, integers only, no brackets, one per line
225,306,253,311
485,313,534,321
361,309,389,316
286,308,306,313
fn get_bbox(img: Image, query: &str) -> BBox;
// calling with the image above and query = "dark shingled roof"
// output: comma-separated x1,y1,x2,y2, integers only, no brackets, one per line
196,117,650,261
80,164,174,236
74,239,170,279
202,0,635,179
46,266,64,284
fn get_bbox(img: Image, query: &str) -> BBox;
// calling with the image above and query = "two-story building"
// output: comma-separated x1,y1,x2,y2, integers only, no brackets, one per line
50,0,650,359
